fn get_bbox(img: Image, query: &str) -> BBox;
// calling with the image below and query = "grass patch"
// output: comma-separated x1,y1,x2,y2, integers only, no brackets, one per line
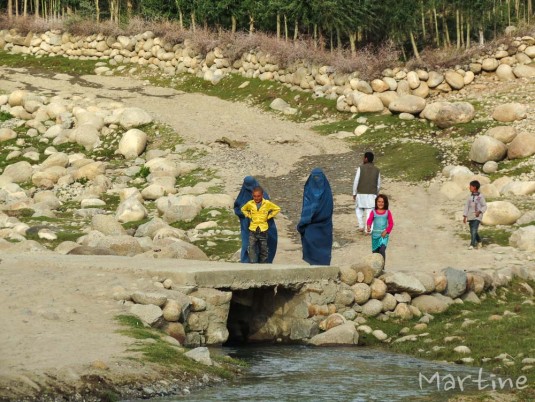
459,227,512,247
360,279,535,400
115,315,241,379
142,122,183,151
0,111,12,121
311,119,360,135
0,50,98,75
378,142,441,182
176,168,217,189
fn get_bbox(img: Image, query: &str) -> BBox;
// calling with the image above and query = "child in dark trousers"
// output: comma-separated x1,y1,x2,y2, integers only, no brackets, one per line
366,194,394,266
463,180,487,250
240,186,281,263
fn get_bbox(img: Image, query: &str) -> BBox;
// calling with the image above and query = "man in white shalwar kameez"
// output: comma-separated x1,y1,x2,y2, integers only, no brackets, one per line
352,152,381,234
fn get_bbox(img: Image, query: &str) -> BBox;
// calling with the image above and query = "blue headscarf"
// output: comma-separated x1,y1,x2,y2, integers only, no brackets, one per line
234,176,278,263
297,168,333,265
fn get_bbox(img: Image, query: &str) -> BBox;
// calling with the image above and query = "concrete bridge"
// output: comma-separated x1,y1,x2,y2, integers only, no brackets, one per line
3,253,339,290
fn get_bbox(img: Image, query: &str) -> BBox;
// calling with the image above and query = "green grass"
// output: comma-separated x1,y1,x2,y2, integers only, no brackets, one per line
360,279,535,400
115,315,242,379
377,142,441,182
459,227,512,247
0,50,98,75
0,111,12,121
176,168,217,189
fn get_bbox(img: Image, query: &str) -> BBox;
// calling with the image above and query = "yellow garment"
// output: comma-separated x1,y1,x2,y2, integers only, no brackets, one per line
241,199,281,232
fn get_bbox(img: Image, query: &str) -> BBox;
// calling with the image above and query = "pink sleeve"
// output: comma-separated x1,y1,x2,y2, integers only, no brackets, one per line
386,210,394,233
366,211,374,226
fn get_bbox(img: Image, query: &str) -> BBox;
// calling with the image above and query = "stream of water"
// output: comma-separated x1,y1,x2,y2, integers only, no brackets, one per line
143,345,487,401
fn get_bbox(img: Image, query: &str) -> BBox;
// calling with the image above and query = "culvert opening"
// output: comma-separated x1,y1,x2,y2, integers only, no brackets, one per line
224,286,297,345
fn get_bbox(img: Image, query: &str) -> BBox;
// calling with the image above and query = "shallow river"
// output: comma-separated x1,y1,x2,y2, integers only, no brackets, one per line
144,345,489,401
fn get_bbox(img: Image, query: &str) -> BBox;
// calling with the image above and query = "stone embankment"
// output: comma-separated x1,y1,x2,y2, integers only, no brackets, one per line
1,28,535,125
112,253,534,348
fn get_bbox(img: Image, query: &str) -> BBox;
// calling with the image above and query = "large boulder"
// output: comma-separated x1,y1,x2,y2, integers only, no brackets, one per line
380,272,426,295
118,129,147,159
485,126,517,144
307,322,358,346
115,197,148,223
441,267,467,299
513,64,535,78
469,136,507,163
0,128,17,142
2,161,33,183
492,103,527,122
507,132,535,159
91,214,127,236
444,71,464,89
500,181,535,196
482,201,522,226
433,102,475,128
356,94,384,113
509,226,535,252
118,107,153,128
495,64,516,81
411,294,451,313
388,95,426,114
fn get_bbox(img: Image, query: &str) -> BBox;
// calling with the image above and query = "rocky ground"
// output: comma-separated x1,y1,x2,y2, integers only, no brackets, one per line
0,62,534,400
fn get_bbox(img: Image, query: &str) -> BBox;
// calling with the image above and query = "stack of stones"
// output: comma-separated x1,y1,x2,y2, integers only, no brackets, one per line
1,29,534,118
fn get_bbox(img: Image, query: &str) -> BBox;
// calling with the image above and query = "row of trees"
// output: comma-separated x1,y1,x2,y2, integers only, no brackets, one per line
2,0,534,58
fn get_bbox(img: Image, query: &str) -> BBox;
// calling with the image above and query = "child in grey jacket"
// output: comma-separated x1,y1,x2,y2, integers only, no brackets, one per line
463,180,487,250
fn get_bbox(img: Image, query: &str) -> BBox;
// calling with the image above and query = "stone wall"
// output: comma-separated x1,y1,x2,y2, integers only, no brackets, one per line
1,29,535,118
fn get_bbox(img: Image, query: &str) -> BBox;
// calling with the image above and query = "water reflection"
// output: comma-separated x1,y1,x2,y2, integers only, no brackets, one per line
142,345,485,402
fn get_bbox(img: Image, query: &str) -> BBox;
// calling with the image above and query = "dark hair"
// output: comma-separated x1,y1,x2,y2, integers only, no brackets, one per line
364,151,374,163
252,186,264,194
469,180,480,190
375,194,389,210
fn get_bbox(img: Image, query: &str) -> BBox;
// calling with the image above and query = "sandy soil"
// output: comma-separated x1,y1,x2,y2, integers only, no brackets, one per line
0,66,534,399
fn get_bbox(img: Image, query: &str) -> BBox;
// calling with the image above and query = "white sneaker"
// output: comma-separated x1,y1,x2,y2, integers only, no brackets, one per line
468,246,474,250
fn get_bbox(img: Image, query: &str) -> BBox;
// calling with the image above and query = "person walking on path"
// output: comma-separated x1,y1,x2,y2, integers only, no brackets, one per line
353,151,381,234
241,186,281,263
366,194,394,266
234,177,278,263
463,180,487,250
297,168,334,266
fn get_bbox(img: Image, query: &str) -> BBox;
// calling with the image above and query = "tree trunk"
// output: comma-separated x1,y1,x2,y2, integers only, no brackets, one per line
336,26,342,50
421,0,426,39
127,0,132,21
249,14,255,36
479,27,485,46
284,14,288,42
7,0,13,19
276,12,280,39
433,7,440,46
231,15,237,33
465,17,470,48
34,0,39,18
410,30,421,60
330,30,333,52
456,9,461,49
15,0,19,17
23,0,27,17
313,24,318,49
191,11,196,32
293,18,298,41
95,0,99,23
349,31,357,55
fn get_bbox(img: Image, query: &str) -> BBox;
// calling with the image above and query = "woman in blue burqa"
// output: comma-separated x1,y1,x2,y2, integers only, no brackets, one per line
234,176,278,263
296,168,333,265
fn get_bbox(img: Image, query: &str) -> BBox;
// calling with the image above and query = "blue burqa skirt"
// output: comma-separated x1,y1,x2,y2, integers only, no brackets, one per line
296,168,333,265
234,176,278,263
